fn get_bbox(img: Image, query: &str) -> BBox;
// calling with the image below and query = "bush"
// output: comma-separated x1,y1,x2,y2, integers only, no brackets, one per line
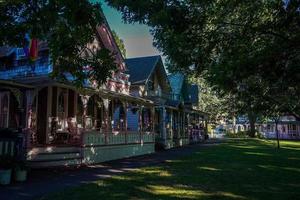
225,131,249,138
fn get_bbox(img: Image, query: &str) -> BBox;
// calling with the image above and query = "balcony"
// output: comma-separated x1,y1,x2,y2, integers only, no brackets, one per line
146,90,172,100
0,59,52,80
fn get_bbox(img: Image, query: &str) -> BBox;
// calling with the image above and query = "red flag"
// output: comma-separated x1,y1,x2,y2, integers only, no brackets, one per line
29,39,38,62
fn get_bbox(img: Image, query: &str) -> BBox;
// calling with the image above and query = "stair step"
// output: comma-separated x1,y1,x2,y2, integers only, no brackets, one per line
28,146,80,154
27,152,81,161
28,158,82,168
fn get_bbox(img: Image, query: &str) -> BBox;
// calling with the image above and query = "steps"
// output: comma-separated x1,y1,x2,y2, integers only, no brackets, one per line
27,146,82,168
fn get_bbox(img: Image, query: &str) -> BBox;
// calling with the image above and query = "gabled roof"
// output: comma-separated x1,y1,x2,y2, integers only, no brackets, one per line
125,55,161,85
168,73,185,95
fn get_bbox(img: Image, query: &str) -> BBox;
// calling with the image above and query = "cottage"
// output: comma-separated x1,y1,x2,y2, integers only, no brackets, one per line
126,57,207,149
260,115,300,139
168,73,208,144
0,19,155,167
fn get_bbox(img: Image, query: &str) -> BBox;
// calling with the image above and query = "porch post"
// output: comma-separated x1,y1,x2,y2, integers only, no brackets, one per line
162,107,167,146
139,106,143,144
103,98,110,145
151,106,155,142
80,95,90,130
111,99,114,132
182,111,185,139
187,113,190,139
123,101,128,144
26,90,35,129
170,109,173,141
46,86,52,144
25,89,36,147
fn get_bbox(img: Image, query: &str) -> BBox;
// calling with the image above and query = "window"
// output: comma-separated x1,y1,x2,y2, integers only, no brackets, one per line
148,80,154,91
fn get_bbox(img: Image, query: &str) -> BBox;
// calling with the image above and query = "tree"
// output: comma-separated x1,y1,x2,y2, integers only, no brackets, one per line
112,30,126,58
189,75,234,124
106,0,300,118
0,0,118,86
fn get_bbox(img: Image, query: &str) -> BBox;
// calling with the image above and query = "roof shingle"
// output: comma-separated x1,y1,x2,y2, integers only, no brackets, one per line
125,55,160,84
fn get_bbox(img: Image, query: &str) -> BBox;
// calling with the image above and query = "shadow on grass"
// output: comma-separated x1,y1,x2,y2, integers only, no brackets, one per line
39,139,300,200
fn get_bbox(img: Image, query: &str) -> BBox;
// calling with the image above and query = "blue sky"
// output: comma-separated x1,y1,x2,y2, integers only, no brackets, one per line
99,1,161,58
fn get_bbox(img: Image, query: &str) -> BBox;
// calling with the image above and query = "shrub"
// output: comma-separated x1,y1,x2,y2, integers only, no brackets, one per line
225,131,249,138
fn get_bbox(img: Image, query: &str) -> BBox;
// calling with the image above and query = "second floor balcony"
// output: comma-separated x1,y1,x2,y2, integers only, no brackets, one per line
0,58,52,80
146,90,172,100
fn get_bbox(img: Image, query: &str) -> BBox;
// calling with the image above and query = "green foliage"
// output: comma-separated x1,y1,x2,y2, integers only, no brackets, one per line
106,0,300,117
225,131,249,139
112,30,126,58
0,0,118,85
189,75,234,123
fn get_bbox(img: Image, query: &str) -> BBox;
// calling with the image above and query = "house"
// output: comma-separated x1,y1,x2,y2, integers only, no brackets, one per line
168,73,207,143
126,57,207,149
260,115,300,139
0,18,155,167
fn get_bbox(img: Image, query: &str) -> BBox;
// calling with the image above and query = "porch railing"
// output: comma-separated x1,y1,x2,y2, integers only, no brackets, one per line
82,131,154,146
262,131,300,139
146,90,172,100
0,60,52,79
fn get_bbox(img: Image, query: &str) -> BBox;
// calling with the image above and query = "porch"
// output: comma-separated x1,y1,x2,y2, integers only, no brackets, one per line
1,81,156,167
154,105,207,149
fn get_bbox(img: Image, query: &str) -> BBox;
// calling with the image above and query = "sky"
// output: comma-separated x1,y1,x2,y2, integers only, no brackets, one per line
99,1,161,58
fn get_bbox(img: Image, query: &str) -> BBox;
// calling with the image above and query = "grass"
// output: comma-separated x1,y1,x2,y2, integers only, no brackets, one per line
39,139,300,200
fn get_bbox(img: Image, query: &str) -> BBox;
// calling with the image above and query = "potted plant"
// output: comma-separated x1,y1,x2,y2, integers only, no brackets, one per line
14,161,28,182
0,156,13,185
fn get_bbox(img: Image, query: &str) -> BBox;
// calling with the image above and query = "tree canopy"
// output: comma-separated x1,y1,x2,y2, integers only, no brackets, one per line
0,0,118,86
106,0,300,118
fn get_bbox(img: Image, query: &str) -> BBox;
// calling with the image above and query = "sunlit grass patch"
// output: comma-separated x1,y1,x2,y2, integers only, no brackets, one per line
198,166,221,171
243,151,272,156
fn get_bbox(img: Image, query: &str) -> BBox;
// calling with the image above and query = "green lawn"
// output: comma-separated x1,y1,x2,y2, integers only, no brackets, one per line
39,139,300,200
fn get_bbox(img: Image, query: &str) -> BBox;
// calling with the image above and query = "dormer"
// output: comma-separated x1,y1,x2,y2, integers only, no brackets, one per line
125,55,172,100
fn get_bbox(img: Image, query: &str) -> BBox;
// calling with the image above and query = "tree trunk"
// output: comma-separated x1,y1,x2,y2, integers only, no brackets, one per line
248,113,256,137
233,117,236,134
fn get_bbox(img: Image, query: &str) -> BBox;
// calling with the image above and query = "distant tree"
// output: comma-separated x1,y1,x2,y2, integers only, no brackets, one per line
189,75,233,124
112,30,126,58
0,0,118,86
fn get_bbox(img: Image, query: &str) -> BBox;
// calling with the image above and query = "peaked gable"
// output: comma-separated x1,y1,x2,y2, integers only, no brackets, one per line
125,55,161,85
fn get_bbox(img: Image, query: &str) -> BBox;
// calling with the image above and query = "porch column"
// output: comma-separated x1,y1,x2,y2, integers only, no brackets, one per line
46,86,52,144
161,107,167,145
179,111,182,139
183,111,186,139
103,98,110,144
25,89,36,147
204,116,208,136
111,99,114,131
26,90,35,129
139,106,143,144
170,109,173,141
80,95,90,130
187,113,190,138
122,101,128,144
151,106,155,142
